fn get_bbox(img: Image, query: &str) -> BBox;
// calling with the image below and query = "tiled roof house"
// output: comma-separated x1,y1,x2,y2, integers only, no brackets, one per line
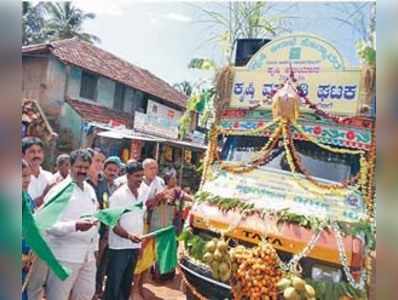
22,38,188,148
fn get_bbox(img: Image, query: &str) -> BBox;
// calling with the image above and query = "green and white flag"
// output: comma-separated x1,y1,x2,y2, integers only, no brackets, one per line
86,206,177,274
34,179,74,231
22,191,71,280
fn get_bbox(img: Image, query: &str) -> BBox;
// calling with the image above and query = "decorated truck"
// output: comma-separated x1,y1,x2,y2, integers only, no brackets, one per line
179,33,375,300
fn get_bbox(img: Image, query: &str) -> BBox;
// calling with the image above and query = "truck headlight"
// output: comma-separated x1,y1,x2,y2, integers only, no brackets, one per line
311,265,342,283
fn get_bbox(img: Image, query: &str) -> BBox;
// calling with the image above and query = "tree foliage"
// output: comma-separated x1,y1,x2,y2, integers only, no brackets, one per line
22,1,100,46
44,2,100,43
326,2,376,65
173,81,194,97
178,2,298,138
191,1,298,63
23,2,47,45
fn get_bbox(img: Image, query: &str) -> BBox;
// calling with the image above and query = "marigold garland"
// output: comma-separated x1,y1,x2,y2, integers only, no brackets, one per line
365,123,376,218
200,125,219,187
285,123,360,190
220,123,282,173
281,122,351,197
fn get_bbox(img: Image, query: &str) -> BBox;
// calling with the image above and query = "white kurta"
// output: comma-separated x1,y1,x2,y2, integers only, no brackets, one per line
28,167,54,200
108,184,145,250
44,180,99,300
45,180,99,263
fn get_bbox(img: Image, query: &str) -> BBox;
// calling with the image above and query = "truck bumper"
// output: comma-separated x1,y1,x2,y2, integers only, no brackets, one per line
179,256,232,300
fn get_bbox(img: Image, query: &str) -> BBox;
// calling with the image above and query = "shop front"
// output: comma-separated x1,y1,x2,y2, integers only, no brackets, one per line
86,121,207,191
90,125,165,162
158,140,207,192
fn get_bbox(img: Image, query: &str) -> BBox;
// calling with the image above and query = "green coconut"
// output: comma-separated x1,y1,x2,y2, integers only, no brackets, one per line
205,240,217,253
292,276,306,291
276,278,292,290
283,287,300,300
304,284,316,297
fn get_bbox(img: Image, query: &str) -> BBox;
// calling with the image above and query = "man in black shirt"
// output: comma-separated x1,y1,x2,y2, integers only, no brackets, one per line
87,151,121,299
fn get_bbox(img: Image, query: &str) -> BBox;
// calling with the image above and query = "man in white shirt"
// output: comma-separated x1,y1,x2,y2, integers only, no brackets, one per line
22,137,55,208
22,137,55,300
140,158,168,232
104,161,145,300
114,159,137,188
44,149,99,300
53,153,71,183
132,158,173,298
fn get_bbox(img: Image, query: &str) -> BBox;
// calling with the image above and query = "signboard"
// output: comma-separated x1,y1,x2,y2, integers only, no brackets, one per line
230,33,363,115
134,111,179,139
203,165,367,224
147,100,182,122
188,130,206,145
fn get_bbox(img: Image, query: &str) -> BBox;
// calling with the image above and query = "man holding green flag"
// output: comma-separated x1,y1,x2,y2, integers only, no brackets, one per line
103,161,145,300
32,149,99,300
22,159,71,300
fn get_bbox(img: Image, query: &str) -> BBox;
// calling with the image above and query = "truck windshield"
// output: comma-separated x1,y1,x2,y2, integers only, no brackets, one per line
221,136,360,182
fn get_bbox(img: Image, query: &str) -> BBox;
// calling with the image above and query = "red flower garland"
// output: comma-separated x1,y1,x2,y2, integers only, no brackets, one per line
284,122,360,189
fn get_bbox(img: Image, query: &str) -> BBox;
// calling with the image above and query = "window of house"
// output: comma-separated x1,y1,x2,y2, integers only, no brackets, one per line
113,82,126,111
80,71,98,100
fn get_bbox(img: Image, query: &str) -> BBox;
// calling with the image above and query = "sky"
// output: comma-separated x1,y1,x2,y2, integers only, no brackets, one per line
74,1,372,87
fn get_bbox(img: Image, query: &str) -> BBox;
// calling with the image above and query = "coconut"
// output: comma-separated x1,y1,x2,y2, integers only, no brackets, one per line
231,262,238,272
218,262,229,274
304,284,316,297
203,252,213,264
213,249,223,261
292,276,306,291
276,278,292,290
205,240,217,253
212,268,220,280
217,240,228,252
283,287,300,300
210,261,219,272
220,269,231,282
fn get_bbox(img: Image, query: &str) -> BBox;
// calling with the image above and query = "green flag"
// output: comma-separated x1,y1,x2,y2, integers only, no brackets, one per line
83,201,143,228
153,225,177,274
85,206,177,274
35,180,74,231
22,192,71,280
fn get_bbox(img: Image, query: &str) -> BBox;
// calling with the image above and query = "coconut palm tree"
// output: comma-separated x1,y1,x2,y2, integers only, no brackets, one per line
44,2,100,44
173,81,194,97
23,2,47,45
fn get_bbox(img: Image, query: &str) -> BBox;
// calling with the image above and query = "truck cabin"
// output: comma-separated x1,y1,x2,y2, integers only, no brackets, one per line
221,135,360,183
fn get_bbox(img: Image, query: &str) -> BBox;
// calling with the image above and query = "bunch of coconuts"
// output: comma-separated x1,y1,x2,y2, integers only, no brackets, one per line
203,238,232,282
277,275,316,300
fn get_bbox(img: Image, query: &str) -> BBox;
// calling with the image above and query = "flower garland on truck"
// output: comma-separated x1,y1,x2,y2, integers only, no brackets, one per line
183,66,375,300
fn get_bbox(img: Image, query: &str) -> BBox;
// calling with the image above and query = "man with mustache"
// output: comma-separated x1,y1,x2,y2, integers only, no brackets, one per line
22,137,55,208
44,149,99,300
22,137,55,300
93,156,121,299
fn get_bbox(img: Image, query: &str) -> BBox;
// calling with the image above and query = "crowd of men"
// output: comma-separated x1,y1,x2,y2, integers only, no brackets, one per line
22,136,192,300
